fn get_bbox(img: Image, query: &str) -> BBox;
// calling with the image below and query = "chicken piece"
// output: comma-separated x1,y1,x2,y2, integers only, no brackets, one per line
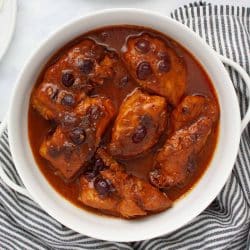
79,149,172,218
74,97,115,141
122,33,186,106
31,83,86,120
171,95,219,131
40,97,115,180
32,39,120,120
149,117,213,188
109,89,167,159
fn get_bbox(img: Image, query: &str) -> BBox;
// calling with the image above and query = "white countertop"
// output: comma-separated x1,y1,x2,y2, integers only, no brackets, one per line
0,0,249,121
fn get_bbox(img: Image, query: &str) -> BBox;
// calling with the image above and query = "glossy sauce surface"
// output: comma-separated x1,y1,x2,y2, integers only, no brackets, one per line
28,26,219,212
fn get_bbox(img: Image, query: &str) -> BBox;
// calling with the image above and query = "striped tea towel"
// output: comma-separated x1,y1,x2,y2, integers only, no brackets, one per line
0,2,250,250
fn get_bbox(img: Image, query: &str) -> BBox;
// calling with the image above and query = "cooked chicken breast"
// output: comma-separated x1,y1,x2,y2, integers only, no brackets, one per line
122,33,186,106
32,39,122,120
171,95,219,131
109,89,167,159
40,97,115,180
79,149,172,218
150,117,213,188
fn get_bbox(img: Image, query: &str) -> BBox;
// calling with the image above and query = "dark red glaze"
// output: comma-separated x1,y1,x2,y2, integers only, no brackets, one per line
28,25,219,216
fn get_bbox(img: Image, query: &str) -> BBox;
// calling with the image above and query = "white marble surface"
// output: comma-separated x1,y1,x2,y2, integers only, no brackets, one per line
0,0,249,121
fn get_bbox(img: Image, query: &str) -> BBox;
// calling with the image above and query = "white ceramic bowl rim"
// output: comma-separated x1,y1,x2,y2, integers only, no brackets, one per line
6,8,249,242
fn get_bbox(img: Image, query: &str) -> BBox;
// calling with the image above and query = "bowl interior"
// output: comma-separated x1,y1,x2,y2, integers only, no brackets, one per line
8,9,241,242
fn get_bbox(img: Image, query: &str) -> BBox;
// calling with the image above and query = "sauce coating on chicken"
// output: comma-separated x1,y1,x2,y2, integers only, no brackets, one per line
80,149,172,218
122,33,187,106
109,88,167,159
28,25,219,218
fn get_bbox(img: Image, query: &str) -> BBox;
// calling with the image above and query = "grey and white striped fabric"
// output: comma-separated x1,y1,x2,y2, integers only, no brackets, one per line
0,2,250,249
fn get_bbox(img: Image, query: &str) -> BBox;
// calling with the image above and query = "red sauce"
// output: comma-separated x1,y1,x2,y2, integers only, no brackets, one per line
28,25,219,213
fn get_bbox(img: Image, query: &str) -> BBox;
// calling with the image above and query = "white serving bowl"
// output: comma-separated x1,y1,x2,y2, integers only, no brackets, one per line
1,9,250,242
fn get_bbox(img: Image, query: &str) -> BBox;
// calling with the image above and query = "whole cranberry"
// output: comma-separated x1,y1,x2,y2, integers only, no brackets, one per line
158,58,171,72
135,39,150,53
94,177,114,197
136,61,152,80
61,72,75,87
61,94,75,106
69,127,86,145
157,52,171,72
79,59,94,74
132,125,147,143
94,158,106,172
